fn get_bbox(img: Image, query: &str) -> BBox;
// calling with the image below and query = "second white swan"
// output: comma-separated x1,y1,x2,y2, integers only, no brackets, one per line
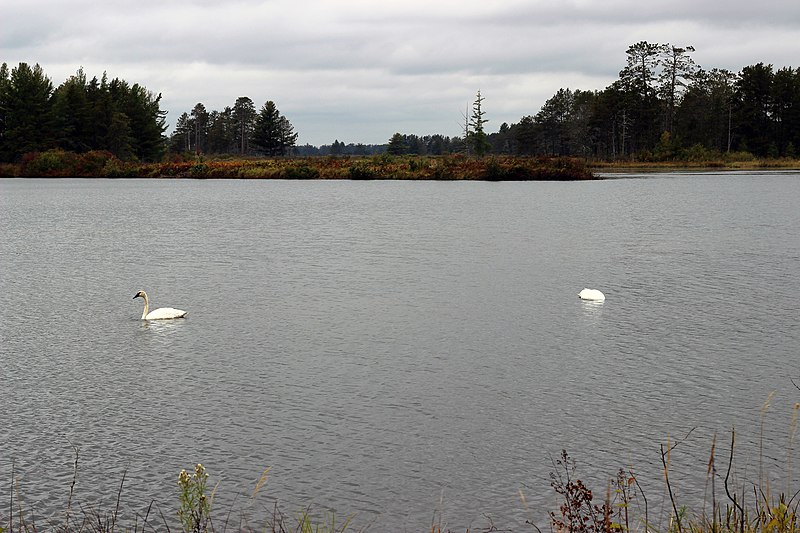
133,290,187,320
578,288,605,301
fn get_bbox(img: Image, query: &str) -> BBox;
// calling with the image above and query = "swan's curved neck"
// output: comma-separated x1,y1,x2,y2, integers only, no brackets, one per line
140,293,150,319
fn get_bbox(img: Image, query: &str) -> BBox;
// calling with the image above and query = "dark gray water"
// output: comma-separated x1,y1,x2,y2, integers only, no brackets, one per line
2,172,799,532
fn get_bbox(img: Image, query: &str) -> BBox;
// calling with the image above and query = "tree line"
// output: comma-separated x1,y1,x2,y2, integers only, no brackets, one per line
169,98,297,156
387,43,800,160
3,43,798,164
0,63,167,162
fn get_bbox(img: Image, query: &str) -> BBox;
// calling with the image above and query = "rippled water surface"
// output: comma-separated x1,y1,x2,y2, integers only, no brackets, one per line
2,173,799,531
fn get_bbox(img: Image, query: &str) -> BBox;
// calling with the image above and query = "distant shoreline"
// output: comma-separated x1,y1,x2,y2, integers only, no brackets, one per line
591,159,800,173
3,149,799,180
1,151,599,181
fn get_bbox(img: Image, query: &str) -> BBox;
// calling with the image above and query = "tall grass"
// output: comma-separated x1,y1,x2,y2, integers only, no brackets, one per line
3,407,799,533
539,403,800,533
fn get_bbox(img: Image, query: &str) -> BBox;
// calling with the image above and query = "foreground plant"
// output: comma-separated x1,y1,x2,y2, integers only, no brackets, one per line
550,450,611,533
178,463,213,533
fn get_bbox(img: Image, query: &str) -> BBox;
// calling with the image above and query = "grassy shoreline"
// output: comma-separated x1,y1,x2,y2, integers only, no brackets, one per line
591,158,800,173
0,150,597,181
3,149,800,180
0,151,598,181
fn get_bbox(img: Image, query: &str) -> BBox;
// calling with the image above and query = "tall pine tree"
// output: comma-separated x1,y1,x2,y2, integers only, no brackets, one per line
468,90,490,156
252,100,297,156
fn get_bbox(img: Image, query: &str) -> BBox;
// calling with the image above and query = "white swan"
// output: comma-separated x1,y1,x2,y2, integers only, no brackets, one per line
578,288,605,301
133,290,187,320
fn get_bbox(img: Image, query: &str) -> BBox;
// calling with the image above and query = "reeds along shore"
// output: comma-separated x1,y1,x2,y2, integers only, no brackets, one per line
4,419,800,533
0,150,597,180
4,148,800,180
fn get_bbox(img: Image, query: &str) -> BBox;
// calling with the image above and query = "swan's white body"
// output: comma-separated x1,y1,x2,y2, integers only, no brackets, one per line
133,290,187,320
578,288,605,301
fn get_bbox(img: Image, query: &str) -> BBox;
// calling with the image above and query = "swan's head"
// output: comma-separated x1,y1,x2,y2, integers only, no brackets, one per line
133,290,146,300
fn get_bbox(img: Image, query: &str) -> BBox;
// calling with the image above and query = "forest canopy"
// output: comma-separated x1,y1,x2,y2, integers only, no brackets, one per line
169,97,298,157
386,43,800,160
0,63,167,162
2,41,799,163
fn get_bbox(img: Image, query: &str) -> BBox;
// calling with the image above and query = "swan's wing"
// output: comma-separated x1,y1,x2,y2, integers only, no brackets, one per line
145,307,187,319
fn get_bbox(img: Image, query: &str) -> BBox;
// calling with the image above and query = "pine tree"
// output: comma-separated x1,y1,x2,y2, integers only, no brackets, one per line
171,112,192,152
252,100,297,156
1,63,55,161
52,68,92,152
190,103,209,154
387,132,406,155
468,90,490,156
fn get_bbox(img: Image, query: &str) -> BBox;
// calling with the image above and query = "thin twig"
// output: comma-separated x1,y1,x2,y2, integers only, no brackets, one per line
663,427,697,456
65,439,80,531
156,501,172,533
111,469,127,533
661,442,683,533
724,428,745,533
630,470,649,532
9,460,14,533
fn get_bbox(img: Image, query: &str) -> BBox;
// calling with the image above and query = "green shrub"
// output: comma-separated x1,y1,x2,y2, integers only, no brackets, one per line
188,162,210,177
102,157,134,177
19,149,81,176
78,150,119,176
483,158,507,181
0,163,18,177
680,143,721,162
408,157,429,172
284,163,320,179
725,150,757,162
348,162,377,180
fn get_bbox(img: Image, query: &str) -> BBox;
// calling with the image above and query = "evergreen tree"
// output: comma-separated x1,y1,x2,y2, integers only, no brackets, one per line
386,132,406,155
330,140,344,155
277,115,298,155
674,68,736,152
536,88,574,155
734,63,774,155
52,68,92,152
207,107,235,154
106,111,134,159
658,45,698,133
514,115,538,155
171,112,192,152
1,63,55,161
190,102,209,154
105,78,166,161
232,96,256,154
86,74,113,152
618,42,665,153
252,100,297,156
0,63,10,147
771,66,800,156
468,90,490,156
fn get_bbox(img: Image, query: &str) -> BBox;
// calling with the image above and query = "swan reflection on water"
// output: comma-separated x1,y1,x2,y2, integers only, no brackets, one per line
138,319,184,332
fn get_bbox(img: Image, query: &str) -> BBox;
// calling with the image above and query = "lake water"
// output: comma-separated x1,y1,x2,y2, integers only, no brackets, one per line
2,172,799,532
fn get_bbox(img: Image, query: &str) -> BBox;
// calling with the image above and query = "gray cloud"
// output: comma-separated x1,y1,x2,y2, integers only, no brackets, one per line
3,0,799,145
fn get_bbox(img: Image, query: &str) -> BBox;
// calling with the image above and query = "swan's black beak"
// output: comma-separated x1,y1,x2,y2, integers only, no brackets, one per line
132,293,139,299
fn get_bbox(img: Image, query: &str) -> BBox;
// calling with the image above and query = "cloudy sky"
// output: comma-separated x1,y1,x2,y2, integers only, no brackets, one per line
2,0,799,146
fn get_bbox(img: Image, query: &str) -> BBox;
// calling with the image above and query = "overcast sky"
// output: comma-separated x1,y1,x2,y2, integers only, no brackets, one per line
2,0,799,146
